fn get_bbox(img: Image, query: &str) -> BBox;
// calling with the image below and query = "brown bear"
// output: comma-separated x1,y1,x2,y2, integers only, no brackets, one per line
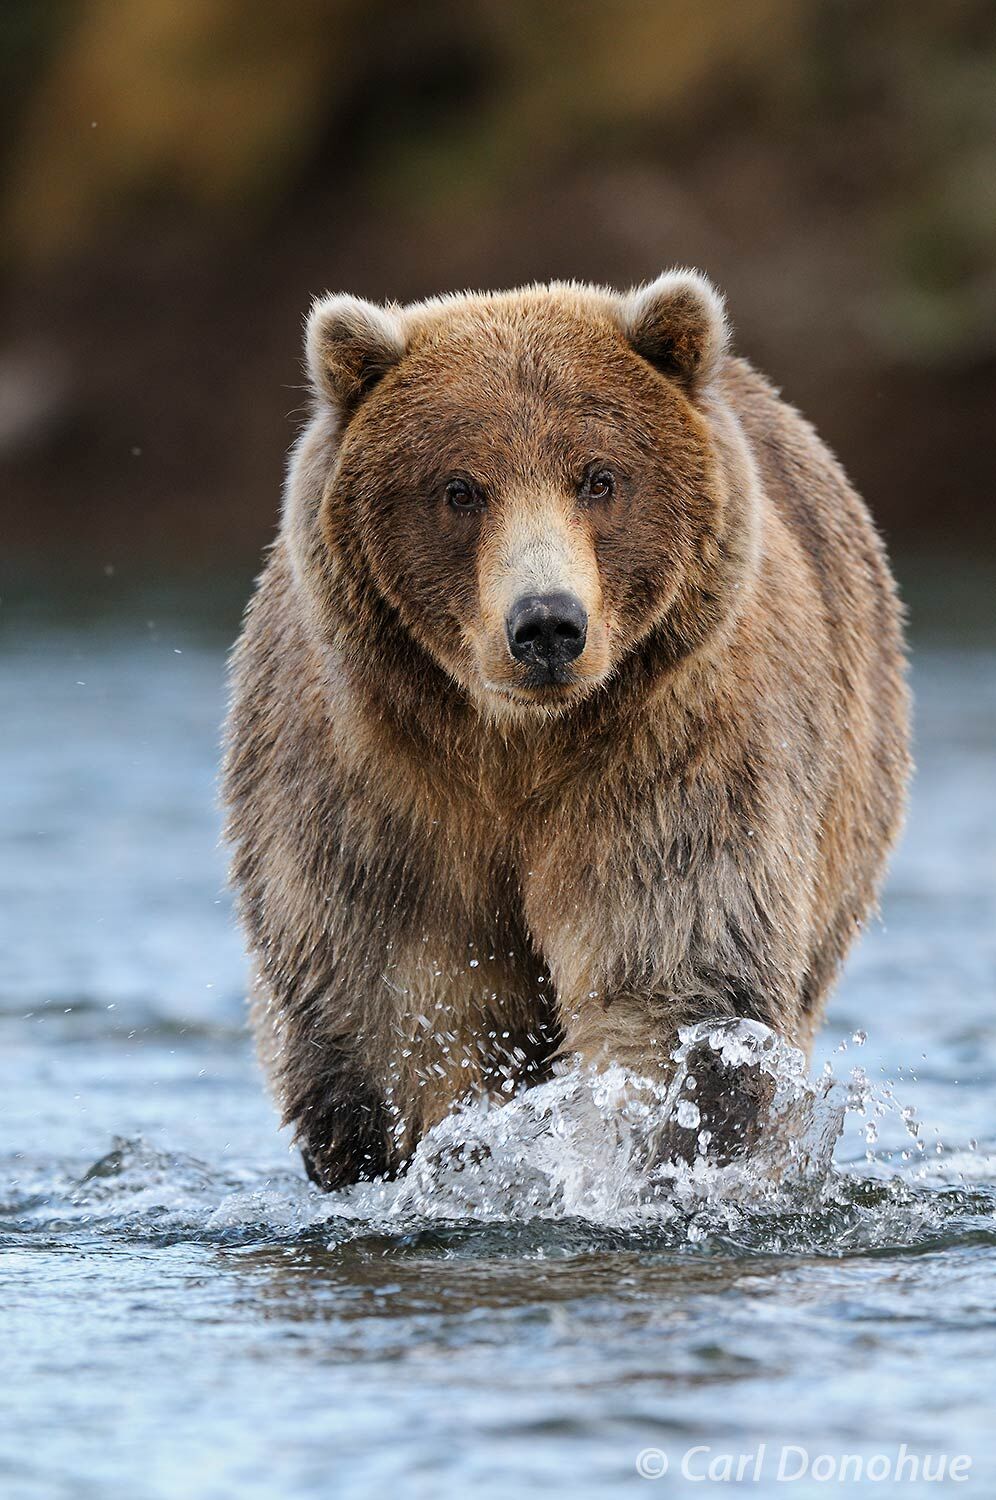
223,271,911,1190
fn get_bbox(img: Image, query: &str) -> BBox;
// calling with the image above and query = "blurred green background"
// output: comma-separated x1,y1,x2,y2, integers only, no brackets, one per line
1,0,994,574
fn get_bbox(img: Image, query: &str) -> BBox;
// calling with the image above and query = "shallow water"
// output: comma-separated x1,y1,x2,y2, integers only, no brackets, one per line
2,569,995,1499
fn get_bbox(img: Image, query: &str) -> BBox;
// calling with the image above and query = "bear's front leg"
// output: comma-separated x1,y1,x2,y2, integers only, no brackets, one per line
254,934,558,1192
521,747,820,1166
525,828,812,1166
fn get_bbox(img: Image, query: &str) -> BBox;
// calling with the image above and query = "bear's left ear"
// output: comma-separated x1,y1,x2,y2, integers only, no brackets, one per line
621,269,728,393
305,293,407,415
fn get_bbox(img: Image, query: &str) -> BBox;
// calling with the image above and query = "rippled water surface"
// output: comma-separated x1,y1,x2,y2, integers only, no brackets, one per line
2,570,995,1499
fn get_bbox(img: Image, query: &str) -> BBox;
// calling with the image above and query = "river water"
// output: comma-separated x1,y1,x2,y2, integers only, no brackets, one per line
2,566,994,1499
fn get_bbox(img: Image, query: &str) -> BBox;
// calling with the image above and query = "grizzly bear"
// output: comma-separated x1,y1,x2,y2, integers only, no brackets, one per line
223,271,911,1190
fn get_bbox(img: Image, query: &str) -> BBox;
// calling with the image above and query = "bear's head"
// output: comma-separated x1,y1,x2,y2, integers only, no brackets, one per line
288,272,759,720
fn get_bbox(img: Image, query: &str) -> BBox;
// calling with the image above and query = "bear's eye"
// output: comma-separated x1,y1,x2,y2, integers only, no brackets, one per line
579,467,616,504
445,478,486,513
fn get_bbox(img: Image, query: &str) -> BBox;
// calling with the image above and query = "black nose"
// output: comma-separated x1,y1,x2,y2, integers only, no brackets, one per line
506,592,588,670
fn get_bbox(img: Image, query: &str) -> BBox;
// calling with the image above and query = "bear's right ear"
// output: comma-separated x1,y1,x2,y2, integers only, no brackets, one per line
305,294,406,415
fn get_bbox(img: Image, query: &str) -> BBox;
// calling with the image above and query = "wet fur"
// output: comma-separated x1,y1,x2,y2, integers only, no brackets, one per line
224,276,911,1189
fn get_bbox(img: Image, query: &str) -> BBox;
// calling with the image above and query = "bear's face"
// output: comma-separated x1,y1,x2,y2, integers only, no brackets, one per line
305,274,735,717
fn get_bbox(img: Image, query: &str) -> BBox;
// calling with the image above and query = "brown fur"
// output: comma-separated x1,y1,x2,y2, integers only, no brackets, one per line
223,272,911,1190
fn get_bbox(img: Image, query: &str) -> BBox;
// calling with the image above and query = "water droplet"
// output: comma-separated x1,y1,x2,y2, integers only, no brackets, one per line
675,1099,701,1130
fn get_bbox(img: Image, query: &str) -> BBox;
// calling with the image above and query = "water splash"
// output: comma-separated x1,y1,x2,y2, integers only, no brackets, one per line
348,1019,848,1227
6,1021,993,1259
